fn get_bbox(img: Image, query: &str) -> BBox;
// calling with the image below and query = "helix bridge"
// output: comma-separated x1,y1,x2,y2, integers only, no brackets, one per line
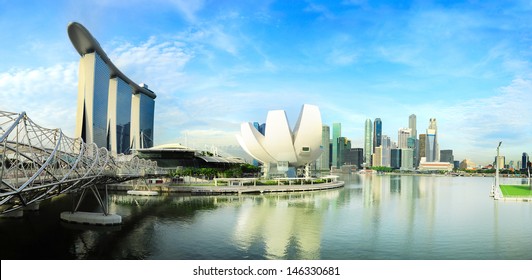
0,110,163,221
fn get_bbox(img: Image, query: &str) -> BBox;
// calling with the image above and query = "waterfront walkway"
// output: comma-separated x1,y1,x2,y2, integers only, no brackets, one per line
108,181,345,195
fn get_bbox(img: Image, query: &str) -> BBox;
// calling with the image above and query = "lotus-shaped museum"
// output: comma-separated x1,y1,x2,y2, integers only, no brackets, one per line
236,104,322,176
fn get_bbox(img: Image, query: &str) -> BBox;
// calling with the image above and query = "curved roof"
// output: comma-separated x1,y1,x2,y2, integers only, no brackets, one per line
196,155,245,164
67,22,156,99
149,143,195,151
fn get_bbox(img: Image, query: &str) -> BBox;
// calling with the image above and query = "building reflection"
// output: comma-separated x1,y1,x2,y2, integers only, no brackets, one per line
233,190,340,259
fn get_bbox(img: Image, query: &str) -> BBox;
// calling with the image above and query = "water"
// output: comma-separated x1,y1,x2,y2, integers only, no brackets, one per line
1,174,531,260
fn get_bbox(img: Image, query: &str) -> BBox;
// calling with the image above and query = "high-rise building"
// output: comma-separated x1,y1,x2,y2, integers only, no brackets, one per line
332,123,341,168
373,118,382,153
252,122,266,166
409,114,417,138
407,136,418,168
364,119,373,167
69,22,156,155
253,122,266,135
381,135,391,167
344,148,364,169
495,156,505,170
318,125,330,171
425,118,438,162
401,148,414,171
337,137,350,168
522,153,529,170
418,133,426,161
398,128,412,149
440,149,454,164
391,149,402,169
373,146,383,167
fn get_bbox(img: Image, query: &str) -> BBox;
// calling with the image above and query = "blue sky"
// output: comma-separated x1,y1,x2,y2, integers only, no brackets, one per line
1,0,531,165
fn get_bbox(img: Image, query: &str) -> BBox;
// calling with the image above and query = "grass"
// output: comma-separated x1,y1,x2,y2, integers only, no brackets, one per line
500,184,532,197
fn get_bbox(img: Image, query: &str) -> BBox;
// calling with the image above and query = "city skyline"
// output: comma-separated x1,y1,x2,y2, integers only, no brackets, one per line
1,0,531,165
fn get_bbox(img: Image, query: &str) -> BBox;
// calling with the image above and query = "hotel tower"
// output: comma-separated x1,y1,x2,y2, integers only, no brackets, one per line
68,22,156,155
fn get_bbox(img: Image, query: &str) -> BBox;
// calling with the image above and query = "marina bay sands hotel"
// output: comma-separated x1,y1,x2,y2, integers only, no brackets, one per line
67,22,155,155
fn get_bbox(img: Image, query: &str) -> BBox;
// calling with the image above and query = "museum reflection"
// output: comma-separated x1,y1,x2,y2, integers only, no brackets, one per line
227,174,440,259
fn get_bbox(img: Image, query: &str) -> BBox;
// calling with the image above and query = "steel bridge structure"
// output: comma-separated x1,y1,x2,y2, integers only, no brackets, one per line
0,110,162,216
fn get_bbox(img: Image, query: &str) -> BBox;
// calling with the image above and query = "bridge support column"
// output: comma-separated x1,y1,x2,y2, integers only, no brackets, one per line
60,185,122,226
24,201,40,211
0,209,23,218
127,178,159,196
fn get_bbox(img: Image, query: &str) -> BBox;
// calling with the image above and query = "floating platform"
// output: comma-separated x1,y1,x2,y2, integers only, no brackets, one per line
127,190,159,196
60,211,122,226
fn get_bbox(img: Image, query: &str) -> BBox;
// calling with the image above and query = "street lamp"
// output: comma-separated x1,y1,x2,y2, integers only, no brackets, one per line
494,141,502,198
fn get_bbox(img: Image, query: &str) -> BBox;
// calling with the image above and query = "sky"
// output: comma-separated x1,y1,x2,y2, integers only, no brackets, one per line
1,0,531,166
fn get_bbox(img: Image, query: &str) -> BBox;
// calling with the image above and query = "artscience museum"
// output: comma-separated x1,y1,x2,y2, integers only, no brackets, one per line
236,104,323,178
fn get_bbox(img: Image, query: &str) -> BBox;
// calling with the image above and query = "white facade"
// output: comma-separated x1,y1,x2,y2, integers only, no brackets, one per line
397,128,412,149
236,104,323,175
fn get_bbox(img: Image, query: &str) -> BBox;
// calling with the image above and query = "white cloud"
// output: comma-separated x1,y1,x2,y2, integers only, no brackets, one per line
0,63,78,135
108,37,193,95
169,0,205,23
426,77,532,164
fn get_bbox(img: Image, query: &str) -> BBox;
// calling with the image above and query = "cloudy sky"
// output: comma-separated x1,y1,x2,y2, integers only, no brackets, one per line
1,0,531,165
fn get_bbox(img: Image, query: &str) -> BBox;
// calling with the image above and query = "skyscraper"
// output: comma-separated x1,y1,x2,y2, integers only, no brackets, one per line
391,149,402,169
318,125,330,171
336,137,350,168
69,22,156,155
425,118,438,162
332,123,341,168
419,133,426,160
344,148,364,169
495,156,505,169
409,114,417,138
364,119,373,167
522,153,529,170
407,136,418,168
440,150,454,164
373,118,382,153
373,146,383,167
401,148,414,171
397,128,412,149
381,135,391,167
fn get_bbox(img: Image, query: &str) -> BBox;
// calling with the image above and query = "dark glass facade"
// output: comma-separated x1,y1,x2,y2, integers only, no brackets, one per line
373,118,382,153
337,137,350,168
139,93,155,148
391,149,402,169
116,78,132,154
440,149,454,164
344,148,363,169
92,53,110,148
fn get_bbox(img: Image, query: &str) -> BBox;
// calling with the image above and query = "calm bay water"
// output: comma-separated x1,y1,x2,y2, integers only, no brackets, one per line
1,174,531,260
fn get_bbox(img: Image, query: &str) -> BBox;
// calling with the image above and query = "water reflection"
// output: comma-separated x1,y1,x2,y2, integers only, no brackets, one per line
2,175,532,260
232,191,340,259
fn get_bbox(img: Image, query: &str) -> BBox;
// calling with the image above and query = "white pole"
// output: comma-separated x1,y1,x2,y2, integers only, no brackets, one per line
495,141,502,198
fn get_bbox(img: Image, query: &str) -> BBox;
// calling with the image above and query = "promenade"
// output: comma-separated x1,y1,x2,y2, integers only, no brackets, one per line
107,180,345,195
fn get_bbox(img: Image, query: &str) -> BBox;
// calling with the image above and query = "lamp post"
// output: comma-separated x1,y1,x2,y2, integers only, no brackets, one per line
494,141,502,198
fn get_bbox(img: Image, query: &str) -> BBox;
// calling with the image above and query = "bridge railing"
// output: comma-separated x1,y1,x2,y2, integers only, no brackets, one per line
0,110,161,214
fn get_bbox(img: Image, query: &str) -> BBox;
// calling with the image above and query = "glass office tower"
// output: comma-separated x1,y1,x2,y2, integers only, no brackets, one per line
364,119,372,167
373,118,382,153
332,123,341,168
